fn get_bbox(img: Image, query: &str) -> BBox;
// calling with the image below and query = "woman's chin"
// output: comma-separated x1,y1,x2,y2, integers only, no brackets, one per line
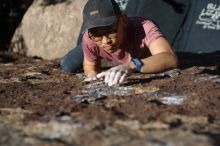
104,46,115,53
105,49,114,54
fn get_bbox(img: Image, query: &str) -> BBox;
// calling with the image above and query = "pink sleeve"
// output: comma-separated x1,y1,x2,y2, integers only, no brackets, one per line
82,32,99,62
143,20,163,47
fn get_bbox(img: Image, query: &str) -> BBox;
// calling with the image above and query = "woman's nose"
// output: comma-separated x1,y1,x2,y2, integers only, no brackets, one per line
101,35,111,44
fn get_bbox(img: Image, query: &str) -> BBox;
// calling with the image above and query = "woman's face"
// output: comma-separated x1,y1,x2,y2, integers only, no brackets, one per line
88,15,128,54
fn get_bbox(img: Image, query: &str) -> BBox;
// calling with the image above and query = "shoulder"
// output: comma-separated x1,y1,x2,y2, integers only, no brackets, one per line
82,31,93,45
128,16,157,27
82,31,97,50
128,16,162,35
127,17,163,46
128,16,161,35
127,17,161,35
82,31,100,61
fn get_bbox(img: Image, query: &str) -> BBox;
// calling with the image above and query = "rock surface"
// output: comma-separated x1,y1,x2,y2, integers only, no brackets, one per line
0,51,220,146
11,0,88,59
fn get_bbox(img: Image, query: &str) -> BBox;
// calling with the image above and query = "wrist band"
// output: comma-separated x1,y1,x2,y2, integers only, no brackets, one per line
132,58,143,72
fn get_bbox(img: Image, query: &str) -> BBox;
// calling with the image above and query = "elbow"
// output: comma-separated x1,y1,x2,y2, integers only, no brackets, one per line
170,54,179,69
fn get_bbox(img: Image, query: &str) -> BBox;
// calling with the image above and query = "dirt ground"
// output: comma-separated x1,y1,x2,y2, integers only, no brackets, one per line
0,51,220,146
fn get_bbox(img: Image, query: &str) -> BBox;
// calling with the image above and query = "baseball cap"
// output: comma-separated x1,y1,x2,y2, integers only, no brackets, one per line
81,0,122,33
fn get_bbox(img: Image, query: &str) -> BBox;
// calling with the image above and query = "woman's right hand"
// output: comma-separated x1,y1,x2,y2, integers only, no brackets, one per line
83,74,98,82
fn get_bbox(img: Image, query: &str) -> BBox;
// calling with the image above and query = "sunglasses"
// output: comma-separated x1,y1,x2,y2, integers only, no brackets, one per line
88,18,119,42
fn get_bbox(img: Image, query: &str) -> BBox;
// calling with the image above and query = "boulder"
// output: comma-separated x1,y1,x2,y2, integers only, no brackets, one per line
11,0,88,60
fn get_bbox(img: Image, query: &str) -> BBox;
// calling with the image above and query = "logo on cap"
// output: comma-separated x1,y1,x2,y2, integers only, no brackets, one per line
89,10,99,16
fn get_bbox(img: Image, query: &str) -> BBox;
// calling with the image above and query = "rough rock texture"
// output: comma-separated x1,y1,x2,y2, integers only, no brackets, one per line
11,0,88,59
0,51,220,146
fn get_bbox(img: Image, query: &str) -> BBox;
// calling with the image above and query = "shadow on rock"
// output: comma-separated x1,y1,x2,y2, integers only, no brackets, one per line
177,51,220,69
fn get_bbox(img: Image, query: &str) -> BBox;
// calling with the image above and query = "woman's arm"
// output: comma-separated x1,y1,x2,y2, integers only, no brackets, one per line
83,56,101,81
128,37,178,73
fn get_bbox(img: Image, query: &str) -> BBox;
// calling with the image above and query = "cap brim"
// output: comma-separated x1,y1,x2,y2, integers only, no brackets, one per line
81,16,116,34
